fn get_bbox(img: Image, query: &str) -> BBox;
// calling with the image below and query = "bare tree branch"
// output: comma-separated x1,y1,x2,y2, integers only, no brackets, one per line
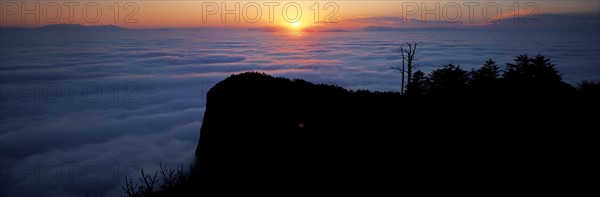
390,45,408,95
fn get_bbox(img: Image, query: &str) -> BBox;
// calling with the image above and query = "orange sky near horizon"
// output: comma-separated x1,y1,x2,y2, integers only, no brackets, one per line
0,0,598,29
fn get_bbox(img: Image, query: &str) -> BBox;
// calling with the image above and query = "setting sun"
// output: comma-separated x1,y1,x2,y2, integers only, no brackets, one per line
293,22,300,28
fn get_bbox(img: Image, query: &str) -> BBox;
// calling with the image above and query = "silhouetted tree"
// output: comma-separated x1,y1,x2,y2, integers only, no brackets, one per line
390,45,406,95
122,164,194,197
470,59,500,82
406,70,427,96
469,59,501,94
391,42,418,95
405,42,418,90
502,54,565,95
427,64,469,96
531,54,562,82
578,80,600,98
503,54,561,83
503,54,529,81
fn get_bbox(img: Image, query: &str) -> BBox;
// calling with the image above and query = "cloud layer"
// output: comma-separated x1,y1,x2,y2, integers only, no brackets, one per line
1,27,599,196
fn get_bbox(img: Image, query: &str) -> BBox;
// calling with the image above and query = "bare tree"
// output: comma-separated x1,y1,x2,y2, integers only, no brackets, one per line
390,42,418,95
390,45,406,95
122,164,193,197
405,42,418,89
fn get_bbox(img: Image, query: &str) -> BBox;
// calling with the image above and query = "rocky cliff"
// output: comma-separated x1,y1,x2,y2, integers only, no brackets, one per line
193,72,593,195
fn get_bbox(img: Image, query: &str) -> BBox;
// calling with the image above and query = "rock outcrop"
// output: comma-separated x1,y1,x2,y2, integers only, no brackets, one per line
194,72,592,195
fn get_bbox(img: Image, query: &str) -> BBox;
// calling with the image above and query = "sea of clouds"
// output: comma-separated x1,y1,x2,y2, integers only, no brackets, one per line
0,28,599,196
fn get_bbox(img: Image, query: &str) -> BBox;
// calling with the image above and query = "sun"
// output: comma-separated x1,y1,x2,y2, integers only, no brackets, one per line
286,21,306,32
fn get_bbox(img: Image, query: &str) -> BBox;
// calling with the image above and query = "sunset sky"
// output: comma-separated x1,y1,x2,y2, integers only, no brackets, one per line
1,0,598,29
2,1,600,197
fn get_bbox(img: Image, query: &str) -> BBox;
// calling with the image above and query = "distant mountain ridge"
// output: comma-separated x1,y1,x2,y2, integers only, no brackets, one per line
361,25,463,32
0,24,124,31
361,25,403,31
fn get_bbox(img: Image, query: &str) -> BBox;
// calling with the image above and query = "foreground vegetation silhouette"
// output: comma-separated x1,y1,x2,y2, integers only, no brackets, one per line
123,54,598,196
407,54,575,97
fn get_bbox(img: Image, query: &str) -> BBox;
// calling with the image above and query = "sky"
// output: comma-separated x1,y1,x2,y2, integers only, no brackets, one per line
0,1,599,197
0,0,599,29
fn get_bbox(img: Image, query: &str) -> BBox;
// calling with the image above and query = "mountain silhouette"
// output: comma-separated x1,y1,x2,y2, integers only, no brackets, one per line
0,24,124,31
362,25,403,31
192,72,597,195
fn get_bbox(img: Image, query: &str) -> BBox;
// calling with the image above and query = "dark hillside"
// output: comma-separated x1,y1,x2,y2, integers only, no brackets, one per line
192,72,597,195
